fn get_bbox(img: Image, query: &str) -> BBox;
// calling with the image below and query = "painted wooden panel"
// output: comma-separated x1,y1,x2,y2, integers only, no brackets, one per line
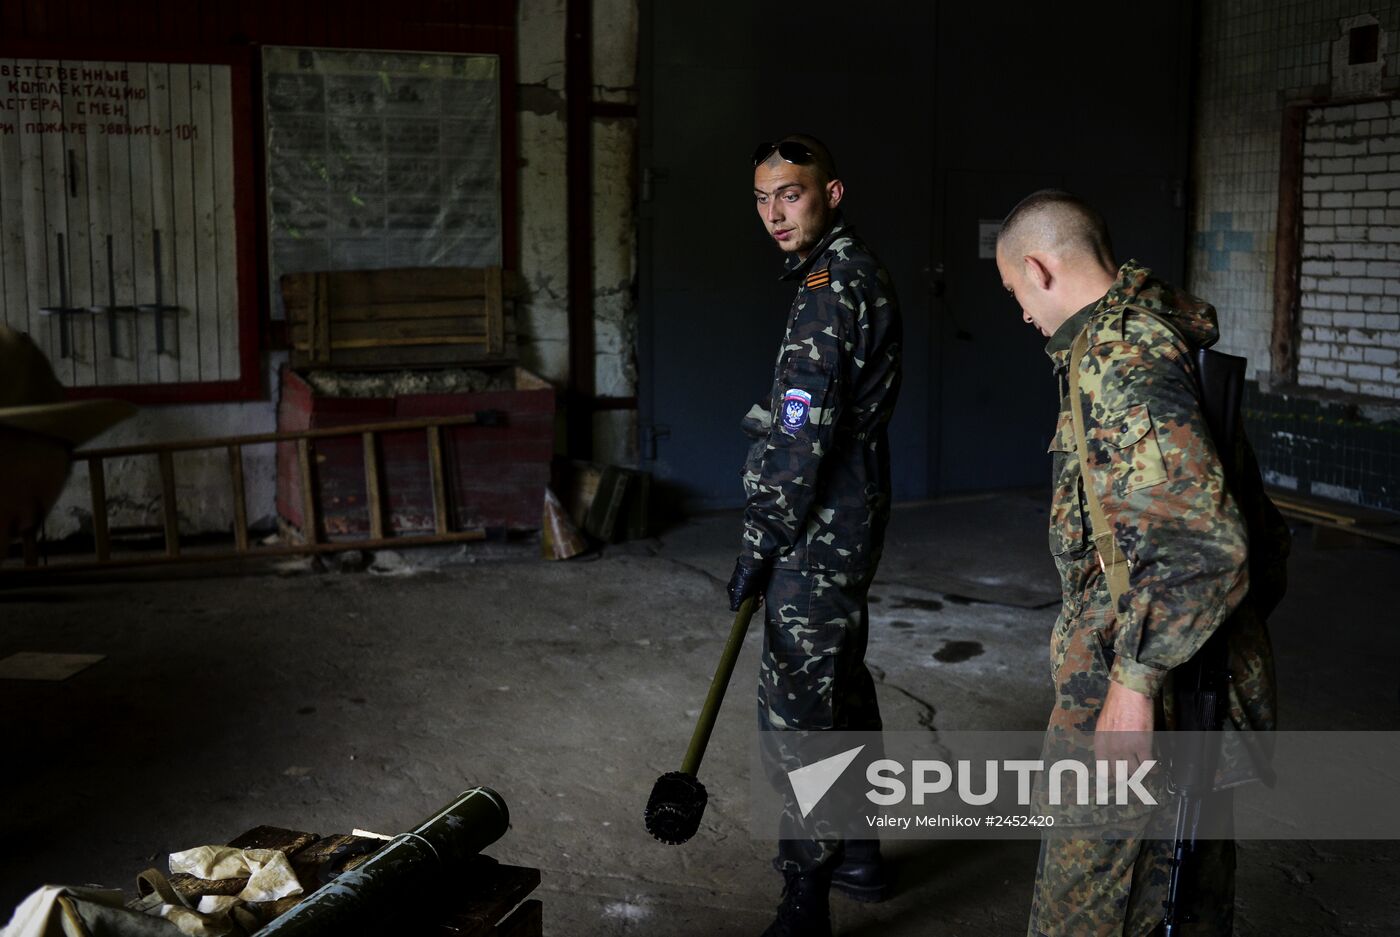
0,58,239,386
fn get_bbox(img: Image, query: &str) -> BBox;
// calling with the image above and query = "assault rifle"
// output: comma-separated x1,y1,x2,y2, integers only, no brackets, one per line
1160,342,1245,936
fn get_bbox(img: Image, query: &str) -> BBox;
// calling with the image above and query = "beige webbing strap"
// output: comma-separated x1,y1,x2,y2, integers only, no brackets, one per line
133,867,191,909
1067,328,1132,605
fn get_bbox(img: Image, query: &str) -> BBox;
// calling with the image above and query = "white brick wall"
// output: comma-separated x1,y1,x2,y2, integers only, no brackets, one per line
1297,99,1400,400
1190,1,1400,390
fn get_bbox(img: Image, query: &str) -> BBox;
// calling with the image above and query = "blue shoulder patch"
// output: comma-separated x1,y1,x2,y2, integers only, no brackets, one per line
779,388,812,434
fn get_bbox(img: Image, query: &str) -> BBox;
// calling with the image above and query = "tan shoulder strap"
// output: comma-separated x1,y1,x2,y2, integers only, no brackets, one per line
1067,327,1132,605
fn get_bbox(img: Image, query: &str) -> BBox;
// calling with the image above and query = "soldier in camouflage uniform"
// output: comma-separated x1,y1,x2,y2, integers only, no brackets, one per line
994,190,1287,937
726,135,902,937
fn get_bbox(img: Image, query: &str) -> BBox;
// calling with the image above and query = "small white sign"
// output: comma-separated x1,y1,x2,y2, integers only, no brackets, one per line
978,220,1001,260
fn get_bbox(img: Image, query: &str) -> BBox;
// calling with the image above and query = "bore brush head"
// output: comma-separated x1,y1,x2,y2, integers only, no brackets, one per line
644,771,708,845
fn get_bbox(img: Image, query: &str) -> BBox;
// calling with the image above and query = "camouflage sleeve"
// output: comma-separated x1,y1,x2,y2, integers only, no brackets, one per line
1077,316,1249,698
739,275,855,564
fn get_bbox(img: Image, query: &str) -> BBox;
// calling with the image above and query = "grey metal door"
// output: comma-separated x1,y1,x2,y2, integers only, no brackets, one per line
637,1,936,511
928,3,1194,492
639,2,1192,507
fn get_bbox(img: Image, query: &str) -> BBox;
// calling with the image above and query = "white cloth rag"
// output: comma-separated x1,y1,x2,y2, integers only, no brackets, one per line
167,847,302,903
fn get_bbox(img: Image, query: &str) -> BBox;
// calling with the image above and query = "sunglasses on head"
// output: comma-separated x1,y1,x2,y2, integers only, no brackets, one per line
751,141,814,167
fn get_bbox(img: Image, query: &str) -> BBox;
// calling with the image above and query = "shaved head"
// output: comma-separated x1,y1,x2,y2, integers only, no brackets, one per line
996,189,1115,272
995,190,1120,338
761,133,839,185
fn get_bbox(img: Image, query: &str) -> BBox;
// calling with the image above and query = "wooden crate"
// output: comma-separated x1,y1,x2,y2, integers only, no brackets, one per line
281,267,518,370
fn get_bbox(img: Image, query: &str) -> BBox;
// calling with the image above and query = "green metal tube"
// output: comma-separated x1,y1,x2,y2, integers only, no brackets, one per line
681,596,757,777
257,787,509,935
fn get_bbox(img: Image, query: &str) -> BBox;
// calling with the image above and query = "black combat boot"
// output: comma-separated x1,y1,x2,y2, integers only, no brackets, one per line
761,867,833,937
830,838,890,903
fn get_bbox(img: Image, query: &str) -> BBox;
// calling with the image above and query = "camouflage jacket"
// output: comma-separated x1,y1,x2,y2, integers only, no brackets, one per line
1046,262,1279,773
739,216,902,573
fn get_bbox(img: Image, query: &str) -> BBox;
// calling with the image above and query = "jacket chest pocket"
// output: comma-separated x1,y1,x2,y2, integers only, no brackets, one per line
1090,402,1167,500
1047,408,1086,556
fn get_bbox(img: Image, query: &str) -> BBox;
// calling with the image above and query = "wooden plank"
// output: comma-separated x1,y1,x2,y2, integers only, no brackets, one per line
122,62,159,384
80,412,488,458
292,335,490,351
1,529,491,577
290,298,492,324
15,59,51,356
229,444,248,552
327,267,493,303
291,344,510,369
158,449,180,556
495,899,543,937
60,59,96,387
485,266,504,356
281,267,505,310
313,271,330,365
210,63,239,381
290,316,489,342
426,425,449,535
88,457,110,562
280,832,361,871
38,59,71,380
85,65,116,386
103,60,139,386
435,860,541,935
167,63,200,382
363,432,384,540
146,62,178,381
0,59,32,337
226,826,320,854
297,437,318,544
189,63,220,384
584,466,631,541
1272,496,1357,527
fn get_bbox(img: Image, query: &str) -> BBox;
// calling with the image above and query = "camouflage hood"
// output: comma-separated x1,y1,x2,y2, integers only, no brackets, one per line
1101,260,1220,348
1047,260,1220,364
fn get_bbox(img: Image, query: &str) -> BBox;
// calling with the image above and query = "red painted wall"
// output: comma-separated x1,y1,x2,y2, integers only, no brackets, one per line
3,0,521,402
277,369,553,536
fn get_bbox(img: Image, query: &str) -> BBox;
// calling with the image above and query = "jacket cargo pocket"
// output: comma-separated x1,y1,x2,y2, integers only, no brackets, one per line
774,354,837,440
1047,408,1085,556
1092,402,1167,498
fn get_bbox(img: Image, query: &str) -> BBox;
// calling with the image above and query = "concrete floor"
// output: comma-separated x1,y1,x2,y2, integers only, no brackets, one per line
1,491,1398,935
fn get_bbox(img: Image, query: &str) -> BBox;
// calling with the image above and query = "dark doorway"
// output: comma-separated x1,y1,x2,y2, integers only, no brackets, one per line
638,2,1193,509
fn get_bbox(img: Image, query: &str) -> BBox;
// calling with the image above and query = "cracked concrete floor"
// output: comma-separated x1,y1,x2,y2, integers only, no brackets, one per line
1,491,1397,935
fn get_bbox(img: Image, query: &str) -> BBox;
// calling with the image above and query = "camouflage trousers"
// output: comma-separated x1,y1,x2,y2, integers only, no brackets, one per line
756,565,883,874
1029,606,1236,936
1028,812,1235,937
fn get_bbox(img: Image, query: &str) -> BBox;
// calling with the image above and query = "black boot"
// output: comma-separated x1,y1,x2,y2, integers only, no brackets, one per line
831,839,890,903
761,867,833,937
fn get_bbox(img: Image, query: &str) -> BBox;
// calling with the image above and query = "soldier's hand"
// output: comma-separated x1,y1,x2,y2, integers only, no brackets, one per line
727,558,770,612
1094,680,1156,782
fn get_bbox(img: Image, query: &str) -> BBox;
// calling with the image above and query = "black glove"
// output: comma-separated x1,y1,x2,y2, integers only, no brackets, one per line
727,558,770,612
